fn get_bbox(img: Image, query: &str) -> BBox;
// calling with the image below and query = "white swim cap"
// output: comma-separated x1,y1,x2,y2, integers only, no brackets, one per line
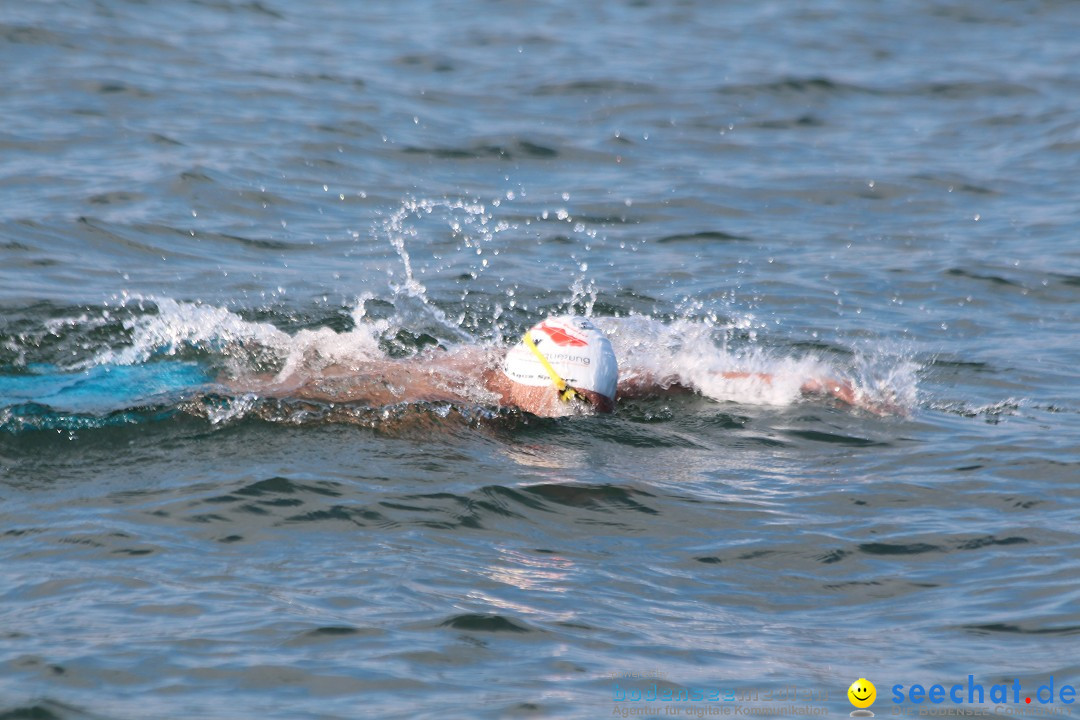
502,316,618,402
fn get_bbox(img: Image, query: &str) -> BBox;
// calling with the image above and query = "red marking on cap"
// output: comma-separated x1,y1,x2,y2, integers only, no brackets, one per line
537,322,588,347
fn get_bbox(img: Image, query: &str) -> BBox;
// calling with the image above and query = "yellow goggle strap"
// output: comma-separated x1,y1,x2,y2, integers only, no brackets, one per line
522,331,580,403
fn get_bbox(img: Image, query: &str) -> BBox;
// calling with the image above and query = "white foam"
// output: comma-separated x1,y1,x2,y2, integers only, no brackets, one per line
204,392,258,426
595,314,917,411
273,300,389,381
72,295,917,414
86,296,390,381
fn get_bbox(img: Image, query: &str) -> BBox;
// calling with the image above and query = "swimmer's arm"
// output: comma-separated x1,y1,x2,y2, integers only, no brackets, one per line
222,359,466,405
798,376,856,405
615,371,774,399
615,371,688,399
619,369,891,414
799,377,901,415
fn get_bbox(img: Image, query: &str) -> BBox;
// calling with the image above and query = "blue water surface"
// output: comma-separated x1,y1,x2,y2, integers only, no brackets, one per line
1,1,1079,719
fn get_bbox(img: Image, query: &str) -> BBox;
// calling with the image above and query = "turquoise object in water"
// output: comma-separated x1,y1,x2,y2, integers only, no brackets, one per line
0,362,212,415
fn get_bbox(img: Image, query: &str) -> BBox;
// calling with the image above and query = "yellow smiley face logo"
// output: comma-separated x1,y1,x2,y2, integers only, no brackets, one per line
848,678,877,708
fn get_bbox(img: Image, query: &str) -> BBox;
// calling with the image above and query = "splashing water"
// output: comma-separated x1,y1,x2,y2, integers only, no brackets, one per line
0,195,923,431
596,315,918,409
1,296,918,429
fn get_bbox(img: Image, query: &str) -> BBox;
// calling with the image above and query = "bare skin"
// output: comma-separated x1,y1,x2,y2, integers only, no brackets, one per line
230,346,891,417
617,370,865,407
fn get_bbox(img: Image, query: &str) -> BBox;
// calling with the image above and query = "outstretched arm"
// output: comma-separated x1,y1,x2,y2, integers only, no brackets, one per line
798,376,904,415
798,376,857,406
616,371,775,400
618,370,894,414
222,348,494,406
615,371,692,400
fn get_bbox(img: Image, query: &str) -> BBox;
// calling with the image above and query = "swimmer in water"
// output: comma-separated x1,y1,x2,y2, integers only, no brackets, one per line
238,316,894,417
